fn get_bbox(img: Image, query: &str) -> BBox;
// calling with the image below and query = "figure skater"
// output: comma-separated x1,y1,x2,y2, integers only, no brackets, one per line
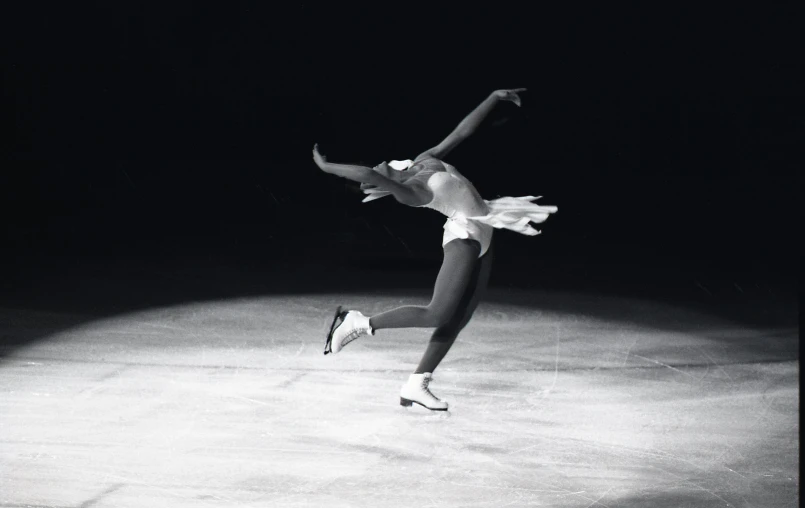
313,88,557,411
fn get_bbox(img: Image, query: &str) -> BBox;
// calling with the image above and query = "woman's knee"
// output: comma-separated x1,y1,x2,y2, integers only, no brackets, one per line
430,326,460,344
435,316,467,339
422,302,459,328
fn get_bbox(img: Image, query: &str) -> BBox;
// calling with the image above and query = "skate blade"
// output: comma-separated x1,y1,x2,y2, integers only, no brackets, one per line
399,397,448,412
323,305,345,355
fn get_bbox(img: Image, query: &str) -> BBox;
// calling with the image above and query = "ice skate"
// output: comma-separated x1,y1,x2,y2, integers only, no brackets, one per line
324,307,373,355
400,373,449,411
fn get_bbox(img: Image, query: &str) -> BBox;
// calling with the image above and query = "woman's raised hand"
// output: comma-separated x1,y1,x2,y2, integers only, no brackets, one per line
493,88,527,107
312,143,327,169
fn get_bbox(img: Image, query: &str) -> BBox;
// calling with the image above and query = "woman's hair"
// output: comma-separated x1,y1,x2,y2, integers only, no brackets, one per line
388,160,413,170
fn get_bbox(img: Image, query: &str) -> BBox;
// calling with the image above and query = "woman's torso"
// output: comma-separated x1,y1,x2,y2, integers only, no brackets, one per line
414,159,489,218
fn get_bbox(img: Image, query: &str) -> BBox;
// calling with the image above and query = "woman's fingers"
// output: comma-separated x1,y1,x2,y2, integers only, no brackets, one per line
312,143,327,167
494,89,526,106
509,89,526,106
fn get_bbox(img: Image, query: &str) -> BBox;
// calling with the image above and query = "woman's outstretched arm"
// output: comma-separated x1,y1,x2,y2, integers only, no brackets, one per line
312,144,432,206
416,88,527,161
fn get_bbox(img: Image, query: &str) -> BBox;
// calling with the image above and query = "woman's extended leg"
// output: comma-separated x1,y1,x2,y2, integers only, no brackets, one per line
324,238,481,355
369,238,482,330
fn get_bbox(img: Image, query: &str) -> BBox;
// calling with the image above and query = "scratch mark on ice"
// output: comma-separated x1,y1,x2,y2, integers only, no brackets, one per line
583,487,613,508
630,354,696,379
545,325,561,394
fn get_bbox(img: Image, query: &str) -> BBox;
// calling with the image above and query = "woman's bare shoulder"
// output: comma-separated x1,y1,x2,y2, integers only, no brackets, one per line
410,157,448,173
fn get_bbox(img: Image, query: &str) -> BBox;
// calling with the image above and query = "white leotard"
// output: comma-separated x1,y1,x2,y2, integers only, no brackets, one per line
363,159,558,258
418,162,494,257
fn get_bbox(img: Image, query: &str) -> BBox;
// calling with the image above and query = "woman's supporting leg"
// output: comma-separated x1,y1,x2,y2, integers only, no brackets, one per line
369,239,481,330
414,241,494,374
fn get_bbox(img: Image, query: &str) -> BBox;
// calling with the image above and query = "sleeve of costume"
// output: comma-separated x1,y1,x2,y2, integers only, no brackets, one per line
361,168,437,203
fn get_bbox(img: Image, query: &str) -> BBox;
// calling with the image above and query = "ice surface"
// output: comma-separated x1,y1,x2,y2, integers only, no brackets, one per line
0,290,798,507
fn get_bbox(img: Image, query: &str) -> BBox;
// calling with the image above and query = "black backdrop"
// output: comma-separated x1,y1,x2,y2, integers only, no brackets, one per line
1,2,800,301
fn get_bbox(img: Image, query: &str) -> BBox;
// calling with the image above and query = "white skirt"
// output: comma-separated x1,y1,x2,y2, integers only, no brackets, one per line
442,196,558,257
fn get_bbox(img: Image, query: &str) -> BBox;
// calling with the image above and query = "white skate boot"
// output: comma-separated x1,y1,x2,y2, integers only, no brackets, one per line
324,306,374,355
400,373,448,411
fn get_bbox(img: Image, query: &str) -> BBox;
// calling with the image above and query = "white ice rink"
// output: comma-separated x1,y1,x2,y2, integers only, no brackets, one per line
0,289,798,507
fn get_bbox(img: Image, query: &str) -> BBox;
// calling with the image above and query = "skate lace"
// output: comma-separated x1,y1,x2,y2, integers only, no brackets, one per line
421,378,440,401
340,328,366,348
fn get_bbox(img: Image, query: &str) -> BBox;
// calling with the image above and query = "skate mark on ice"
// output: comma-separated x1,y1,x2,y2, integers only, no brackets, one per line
276,371,307,389
620,335,640,368
647,464,740,507
344,443,432,462
463,442,507,455
532,324,561,400
448,470,614,507
138,320,217,343
708,449,750,480
629,354,696,379
582,486,613,508
567,437,752,502
460,455,617,507
71,365,132,397
444,480,578,495
547,327,560,393
498,491,524,507
265,343,307,370
77,483,125,508
205,390,273,407
702,348,735,381
27,461,231,507
94,364,131,384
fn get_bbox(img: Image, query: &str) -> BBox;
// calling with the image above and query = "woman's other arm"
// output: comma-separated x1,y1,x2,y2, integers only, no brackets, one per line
415,88,527,161
313,144,432,206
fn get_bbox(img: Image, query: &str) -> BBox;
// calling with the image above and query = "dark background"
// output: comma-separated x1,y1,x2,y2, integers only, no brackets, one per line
0,2,800,316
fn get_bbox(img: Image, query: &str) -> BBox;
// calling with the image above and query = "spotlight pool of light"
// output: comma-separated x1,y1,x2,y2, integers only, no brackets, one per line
0,290,798,507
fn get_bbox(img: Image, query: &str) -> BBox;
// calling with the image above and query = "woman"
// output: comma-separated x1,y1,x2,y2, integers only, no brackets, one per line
313,88,557,411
